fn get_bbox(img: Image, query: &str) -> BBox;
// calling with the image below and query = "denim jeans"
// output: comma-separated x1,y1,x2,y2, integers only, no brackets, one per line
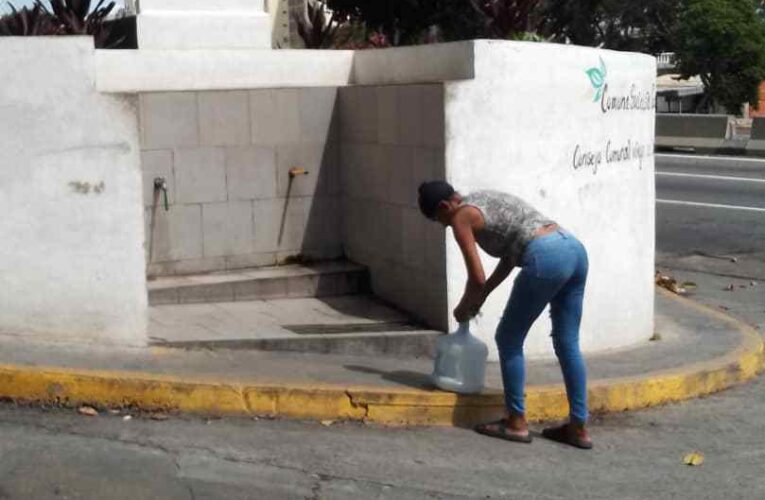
495,229,589,423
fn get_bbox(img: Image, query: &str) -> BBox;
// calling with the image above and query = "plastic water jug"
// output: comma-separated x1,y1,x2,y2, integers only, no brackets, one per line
431,322,489,394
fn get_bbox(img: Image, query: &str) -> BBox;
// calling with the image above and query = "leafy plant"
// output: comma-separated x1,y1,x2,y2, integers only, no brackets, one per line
49,0,119,46
0,0,126,47
674,0,765,113
295,0,341,49
0,2,57,36
470,0,542,39
509,31,548,42
538,0,681,54
335,24,391,49
326,0,483,46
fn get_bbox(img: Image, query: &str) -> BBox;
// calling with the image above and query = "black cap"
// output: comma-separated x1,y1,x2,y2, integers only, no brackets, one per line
418,181,455,220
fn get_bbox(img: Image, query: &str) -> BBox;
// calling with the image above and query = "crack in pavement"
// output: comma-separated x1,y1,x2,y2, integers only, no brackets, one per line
0,415,485,499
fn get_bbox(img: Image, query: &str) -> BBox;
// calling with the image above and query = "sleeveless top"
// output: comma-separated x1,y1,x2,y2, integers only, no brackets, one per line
462,190,555,266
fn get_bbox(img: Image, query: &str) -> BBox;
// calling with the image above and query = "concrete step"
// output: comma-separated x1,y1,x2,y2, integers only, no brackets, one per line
152,330,441,358
148,262,370,306
149,294,441,358
137,12,272,50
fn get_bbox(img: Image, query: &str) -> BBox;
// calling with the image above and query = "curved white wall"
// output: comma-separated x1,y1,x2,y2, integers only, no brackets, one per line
445,41,656,359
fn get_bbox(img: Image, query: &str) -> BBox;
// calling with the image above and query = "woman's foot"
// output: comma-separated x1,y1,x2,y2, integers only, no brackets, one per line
542,422,593,449
475,414,532,443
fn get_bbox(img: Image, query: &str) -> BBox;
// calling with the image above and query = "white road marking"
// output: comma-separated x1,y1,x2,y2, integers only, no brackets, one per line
656,172,765,183
657,199,765,213
656,153,765,164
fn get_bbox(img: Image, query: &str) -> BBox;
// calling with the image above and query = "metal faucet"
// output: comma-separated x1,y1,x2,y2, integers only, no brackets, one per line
153,177,169,211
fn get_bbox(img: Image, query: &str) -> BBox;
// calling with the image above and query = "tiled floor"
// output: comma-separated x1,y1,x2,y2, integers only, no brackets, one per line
148,295,413,343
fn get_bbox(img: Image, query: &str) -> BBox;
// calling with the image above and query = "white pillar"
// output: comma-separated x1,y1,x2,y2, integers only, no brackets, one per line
137,0,273,50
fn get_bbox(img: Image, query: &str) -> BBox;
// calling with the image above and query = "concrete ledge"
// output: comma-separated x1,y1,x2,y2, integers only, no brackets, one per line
96,49,356,92
0,290,761,426
747,118,765,156
350,42,474,86
95,41,476,93
656,113,732,153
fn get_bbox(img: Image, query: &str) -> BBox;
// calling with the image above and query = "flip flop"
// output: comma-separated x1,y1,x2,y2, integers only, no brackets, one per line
541,424,593,450
475,419,533,443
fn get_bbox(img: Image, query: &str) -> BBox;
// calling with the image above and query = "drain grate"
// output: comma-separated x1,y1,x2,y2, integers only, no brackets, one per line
282,322,421,335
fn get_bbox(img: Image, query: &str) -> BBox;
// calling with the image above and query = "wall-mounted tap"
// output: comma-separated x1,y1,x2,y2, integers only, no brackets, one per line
153,177,169,211
288,167,309,178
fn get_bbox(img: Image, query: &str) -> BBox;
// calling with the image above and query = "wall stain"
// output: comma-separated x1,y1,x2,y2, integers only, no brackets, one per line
69,181,105,194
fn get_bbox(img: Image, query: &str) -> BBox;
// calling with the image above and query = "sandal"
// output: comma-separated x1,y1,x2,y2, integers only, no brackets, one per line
542,423,593,450
475,419,533,443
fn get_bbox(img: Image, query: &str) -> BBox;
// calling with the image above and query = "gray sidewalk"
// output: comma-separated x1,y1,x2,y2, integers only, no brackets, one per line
0,291,746,390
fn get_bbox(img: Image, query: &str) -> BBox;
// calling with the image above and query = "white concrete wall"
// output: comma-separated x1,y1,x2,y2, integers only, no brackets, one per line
445,41,656,359
137,0,271,50
94,42,475,93
0,37,147,345
1,38,654,356
339,84,448,330
141,88,342,276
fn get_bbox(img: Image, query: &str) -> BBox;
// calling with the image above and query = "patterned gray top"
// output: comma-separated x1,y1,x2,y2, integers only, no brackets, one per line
462,190,555,266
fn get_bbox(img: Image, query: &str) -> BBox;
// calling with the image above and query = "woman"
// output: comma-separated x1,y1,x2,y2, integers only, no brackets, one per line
418,181,592,450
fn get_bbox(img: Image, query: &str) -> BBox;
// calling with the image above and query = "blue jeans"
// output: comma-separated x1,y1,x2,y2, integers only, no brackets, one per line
495,229,589,423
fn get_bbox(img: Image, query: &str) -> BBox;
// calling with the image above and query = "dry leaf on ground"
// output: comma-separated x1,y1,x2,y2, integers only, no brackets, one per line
78,406,98,417
320,420,334,427
150,413,169,421
725,284,735,291
683,451,705,466
655,272,687,295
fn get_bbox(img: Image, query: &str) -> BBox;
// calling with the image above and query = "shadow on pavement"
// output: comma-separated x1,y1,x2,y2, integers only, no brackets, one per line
343,364,435,390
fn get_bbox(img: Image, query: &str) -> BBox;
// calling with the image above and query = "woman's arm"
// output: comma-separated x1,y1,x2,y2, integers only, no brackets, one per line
483,257,514,299
451,207,486,322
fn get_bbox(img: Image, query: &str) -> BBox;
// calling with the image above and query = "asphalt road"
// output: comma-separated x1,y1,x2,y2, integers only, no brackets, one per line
656,154,765,262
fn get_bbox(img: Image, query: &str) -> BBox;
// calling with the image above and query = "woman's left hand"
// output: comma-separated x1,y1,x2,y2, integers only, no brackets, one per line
453,302,474,323
453,291,485,323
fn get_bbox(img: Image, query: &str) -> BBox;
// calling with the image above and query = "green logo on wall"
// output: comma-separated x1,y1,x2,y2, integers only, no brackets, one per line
586,57,607,102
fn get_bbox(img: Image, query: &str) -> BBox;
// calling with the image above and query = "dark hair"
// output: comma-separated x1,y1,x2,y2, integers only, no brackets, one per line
418,181,455,220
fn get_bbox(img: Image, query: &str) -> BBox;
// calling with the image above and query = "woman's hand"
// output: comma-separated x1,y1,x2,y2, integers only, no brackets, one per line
453,288,486,323
453,301,473,323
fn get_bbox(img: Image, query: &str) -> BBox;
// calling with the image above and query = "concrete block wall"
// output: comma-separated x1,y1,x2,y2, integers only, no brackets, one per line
339,84,448,329
140,88,342,276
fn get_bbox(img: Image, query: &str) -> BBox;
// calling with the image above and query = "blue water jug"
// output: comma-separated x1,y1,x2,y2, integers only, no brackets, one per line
431,322,489,394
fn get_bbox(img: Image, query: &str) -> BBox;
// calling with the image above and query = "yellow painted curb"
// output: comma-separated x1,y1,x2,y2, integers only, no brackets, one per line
0,288,761,426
